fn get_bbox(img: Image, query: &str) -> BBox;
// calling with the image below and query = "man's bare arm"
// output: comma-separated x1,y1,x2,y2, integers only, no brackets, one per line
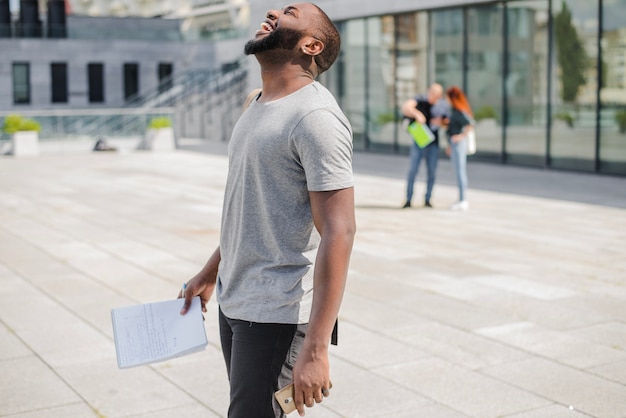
292,187,356,416
402,99,426,123
179,246,221,315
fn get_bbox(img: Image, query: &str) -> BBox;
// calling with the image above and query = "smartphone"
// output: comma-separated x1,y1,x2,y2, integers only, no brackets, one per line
274,381,332,415
274,383,297,414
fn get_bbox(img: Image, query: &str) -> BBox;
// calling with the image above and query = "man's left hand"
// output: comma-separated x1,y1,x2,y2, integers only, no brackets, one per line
292,346,331,416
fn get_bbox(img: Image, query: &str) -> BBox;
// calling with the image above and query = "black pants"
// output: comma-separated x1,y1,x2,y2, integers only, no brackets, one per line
219,308,307,418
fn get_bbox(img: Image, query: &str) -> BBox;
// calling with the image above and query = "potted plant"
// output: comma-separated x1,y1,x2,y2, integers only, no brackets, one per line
474,105,498,123
615,110,626,134
142,116,175,151
554,111,574,128
2,114,41,156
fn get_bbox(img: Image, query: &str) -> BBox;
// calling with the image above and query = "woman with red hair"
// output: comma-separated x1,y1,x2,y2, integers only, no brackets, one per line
445,86,474,211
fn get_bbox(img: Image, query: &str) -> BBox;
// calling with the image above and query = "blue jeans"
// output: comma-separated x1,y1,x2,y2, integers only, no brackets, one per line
219,309,306,418
449,139,468,201
406,141,439,203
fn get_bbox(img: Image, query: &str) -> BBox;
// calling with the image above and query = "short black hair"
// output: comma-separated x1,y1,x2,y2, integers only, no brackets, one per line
310,4,340,75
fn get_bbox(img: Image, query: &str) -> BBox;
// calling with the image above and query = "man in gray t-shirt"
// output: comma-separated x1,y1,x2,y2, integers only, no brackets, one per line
180,3,355,417
219,81,353,325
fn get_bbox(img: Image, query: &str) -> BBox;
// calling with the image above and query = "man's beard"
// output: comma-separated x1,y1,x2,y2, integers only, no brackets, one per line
244,27,304,56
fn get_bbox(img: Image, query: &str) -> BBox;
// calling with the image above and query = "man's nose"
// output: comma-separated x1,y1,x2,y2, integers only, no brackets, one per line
266,9,280,20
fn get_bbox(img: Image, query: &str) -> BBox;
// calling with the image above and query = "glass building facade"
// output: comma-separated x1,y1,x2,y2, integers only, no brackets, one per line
321,0,626,176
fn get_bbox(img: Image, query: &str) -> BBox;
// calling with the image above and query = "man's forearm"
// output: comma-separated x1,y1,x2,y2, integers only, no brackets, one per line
306,230,354,347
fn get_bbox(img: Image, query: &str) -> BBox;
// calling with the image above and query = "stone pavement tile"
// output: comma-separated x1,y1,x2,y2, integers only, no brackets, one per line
324,356,432,417
152,347,231,417
130,405,221,418
472,290,610,331
345,269,515,332
471,274,578,300
22,272,135,336
477,322,626,369
0,224,167,304
391,288,517,331
17,206,209,279
503,404,592,418
465,248,547,281
8,403,98,418
1,211,191,293
481,358,626,418
303,406,344,417
561,293,626,322
375,357,552,418
113,220,219,261
0,274,116,369
339,292,431,335
590,359,626,386
329,321,429,369
18,320,114,369
56,358,202,418
377,402,469,418
412,277,502,302
569,321,626,351
390,322,530,371
0,274,72,335
0,322,31,360
94,239,201,281
0,356,82,416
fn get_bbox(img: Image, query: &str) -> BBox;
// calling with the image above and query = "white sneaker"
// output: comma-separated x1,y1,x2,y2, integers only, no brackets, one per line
450,201,469,211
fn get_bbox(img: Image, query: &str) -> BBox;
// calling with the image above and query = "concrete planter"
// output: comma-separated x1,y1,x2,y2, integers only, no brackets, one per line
12,131,40,156
142,127,175,151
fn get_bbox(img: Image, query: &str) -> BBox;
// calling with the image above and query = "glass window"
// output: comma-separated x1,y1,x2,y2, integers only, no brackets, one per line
433,9,463,36
467,5,504,158
13,62,30,104
431,9,463,89
124,63,139,101
506,0,550,167
550,0,598,171
51,62,68,103
341,19,367,151
158,63,173,93
599,0,626,175
395,12,430,151
366,16,397,152
88,63,104,103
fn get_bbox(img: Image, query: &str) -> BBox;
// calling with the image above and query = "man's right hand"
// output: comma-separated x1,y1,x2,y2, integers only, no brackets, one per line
414,111,426,124
178,277,216,315
178,247,221,315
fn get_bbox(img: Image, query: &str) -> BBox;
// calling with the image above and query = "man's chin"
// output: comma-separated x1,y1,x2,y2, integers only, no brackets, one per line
243,39,259,55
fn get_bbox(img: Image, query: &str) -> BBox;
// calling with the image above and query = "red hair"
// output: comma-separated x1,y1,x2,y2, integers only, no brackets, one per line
446,86,472,117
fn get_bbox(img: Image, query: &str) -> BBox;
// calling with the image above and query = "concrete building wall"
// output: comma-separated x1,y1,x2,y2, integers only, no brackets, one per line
0,37,229,110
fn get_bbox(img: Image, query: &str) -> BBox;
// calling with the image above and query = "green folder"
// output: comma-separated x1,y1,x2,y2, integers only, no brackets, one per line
407,121,435,148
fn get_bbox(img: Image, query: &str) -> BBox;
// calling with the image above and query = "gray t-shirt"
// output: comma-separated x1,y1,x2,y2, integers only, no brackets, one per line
217,81,353,324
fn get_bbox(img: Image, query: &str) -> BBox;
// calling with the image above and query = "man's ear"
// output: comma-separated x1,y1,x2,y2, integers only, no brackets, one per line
301,37,324,56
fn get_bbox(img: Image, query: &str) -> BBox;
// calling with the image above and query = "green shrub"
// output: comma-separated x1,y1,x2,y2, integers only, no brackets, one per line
615,110,626,134
375,112,397,125
148,117,173,129
474,105,498,122
554,111,574,128
2,114,41,134
20,119,41,132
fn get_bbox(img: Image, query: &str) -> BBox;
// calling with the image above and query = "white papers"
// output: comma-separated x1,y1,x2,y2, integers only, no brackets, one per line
111,297,208,369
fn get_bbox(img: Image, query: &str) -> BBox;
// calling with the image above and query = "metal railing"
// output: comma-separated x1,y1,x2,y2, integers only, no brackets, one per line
0,56,249,143
0,108,175,141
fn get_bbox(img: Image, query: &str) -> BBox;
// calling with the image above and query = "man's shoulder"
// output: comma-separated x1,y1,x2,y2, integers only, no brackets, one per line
299,83,349,122
431,99,450,115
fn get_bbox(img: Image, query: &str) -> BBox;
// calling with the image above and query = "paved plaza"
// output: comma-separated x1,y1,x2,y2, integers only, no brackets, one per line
1,141,625,417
